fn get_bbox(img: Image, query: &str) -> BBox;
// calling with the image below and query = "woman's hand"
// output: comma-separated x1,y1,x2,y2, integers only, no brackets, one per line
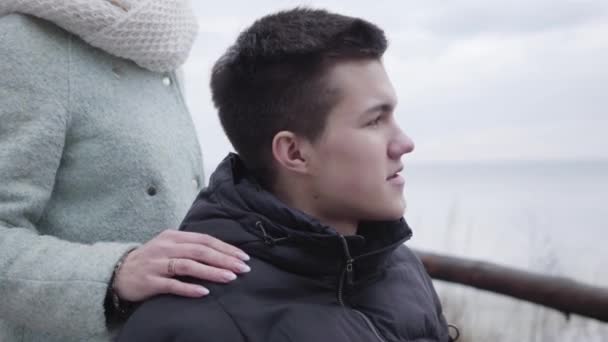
113,229,251,301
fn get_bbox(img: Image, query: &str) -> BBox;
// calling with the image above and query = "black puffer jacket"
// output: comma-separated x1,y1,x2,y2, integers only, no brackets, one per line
118,154,452,342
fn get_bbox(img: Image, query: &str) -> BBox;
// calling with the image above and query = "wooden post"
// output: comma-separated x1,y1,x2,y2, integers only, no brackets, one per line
413,249,608,323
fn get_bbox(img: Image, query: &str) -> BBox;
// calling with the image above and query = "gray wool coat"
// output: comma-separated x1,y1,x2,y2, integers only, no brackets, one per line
0,14,204,341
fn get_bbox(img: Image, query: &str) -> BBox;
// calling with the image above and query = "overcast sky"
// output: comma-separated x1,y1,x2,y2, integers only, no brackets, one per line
181,1,608,178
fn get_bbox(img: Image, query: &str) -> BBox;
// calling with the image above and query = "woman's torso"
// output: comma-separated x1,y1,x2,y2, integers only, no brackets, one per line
0,13,203,341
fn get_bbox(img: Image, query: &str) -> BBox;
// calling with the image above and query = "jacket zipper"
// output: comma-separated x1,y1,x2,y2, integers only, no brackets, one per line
336,231,412,305
337,235,388,342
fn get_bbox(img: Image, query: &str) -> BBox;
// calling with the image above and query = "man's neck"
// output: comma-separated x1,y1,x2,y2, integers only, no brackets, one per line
272,179,358,236
325,220,358,236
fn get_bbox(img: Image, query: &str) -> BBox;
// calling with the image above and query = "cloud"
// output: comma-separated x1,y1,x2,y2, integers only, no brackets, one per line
418,0,608,37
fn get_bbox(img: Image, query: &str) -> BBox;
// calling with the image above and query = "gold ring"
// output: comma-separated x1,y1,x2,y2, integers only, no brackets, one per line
167,258,177,276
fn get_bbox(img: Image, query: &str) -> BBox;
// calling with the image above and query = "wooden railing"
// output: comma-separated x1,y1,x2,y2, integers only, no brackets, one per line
414,249,608,323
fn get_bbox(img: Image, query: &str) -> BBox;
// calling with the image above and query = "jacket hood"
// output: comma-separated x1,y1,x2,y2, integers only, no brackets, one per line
181,153,413,280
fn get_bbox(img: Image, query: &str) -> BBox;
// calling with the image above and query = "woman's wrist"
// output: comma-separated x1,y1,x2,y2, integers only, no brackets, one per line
105,247,138,325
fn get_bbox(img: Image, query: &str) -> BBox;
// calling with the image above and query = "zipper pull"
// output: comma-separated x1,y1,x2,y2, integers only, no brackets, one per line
346,258,354,286
339,235,355,287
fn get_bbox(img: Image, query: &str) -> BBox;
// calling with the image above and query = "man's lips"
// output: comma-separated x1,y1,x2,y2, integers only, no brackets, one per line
386,166,404,180
387,166,405,186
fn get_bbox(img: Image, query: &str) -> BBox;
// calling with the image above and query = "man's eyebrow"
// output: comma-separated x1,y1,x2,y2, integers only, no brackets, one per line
364,102,395,115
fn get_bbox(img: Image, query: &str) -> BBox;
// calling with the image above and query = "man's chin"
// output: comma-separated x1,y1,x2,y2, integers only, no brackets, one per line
391,197,407,216
372,207,406,222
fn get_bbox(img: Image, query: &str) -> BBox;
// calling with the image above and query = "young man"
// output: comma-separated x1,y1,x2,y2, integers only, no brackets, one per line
118,8,452,342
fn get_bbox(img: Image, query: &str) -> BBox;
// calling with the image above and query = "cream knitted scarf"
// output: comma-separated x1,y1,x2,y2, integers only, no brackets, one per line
0,0,198,72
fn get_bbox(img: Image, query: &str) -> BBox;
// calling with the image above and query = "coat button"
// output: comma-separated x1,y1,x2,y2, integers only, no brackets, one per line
147,186,157,196
162,76,171,86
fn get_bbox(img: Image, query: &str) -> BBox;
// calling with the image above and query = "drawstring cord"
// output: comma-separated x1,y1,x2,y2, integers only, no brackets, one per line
255,221,289,246
448,323,460,341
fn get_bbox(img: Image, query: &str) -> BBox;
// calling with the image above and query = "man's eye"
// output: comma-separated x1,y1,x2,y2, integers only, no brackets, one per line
368,115,382,126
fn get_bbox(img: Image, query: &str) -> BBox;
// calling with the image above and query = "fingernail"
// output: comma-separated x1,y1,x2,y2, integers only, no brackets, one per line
196,287,209,296
235,263,251,273
224,272,237,281
236,252,250,261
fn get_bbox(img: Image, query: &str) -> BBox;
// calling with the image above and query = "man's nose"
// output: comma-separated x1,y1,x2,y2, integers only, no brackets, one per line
388,130,415,159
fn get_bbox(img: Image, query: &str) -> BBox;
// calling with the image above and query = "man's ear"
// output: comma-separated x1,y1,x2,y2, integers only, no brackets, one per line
272,131,310,175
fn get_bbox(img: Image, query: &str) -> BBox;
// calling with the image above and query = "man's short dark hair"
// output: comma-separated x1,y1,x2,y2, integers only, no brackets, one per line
211,8,388,187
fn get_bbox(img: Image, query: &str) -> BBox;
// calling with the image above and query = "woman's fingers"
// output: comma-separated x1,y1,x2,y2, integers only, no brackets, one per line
174,243,251,274
154,277,210,298
167,230,250,261
164,258,237,283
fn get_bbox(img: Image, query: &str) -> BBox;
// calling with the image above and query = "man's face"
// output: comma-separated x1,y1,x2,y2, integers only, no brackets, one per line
305,58,414,224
